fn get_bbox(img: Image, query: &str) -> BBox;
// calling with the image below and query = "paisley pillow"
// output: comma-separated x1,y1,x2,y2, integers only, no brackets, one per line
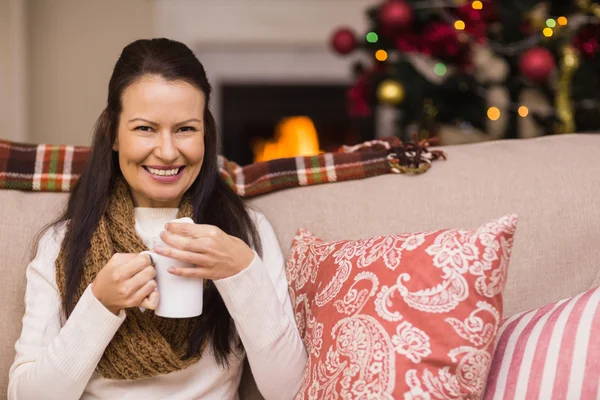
286,215,518,400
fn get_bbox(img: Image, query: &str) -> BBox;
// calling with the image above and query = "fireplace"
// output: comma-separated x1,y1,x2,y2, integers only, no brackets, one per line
153,0,381,164
219,82,374,165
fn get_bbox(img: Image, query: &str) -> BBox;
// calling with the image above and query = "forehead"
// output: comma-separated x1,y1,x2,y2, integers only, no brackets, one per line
121,75,205,119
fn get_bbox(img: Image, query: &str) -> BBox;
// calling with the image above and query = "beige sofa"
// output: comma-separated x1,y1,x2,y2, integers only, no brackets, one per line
2,134,599,399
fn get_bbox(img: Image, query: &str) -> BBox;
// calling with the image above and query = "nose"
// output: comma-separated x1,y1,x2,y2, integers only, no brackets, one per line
155,132,179,163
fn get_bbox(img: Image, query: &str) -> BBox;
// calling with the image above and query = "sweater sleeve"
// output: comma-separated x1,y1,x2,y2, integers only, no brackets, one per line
213,211,307,400
8,226,126,400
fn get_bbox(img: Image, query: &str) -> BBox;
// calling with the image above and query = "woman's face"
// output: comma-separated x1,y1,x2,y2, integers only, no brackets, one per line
114,75,205,208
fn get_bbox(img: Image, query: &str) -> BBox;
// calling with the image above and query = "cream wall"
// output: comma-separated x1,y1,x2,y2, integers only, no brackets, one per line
0,0,12,139
0,0,28,143
28,0,153,146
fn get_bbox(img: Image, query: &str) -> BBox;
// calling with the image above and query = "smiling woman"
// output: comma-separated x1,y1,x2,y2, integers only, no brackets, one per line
8,38,307,400
114,76,206,208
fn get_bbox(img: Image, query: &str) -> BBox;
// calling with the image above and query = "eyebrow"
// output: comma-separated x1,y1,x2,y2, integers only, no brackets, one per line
128,118,203,126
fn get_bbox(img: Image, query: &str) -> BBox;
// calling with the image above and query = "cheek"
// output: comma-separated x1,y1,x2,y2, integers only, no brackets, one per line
186,137,206,166
119,137,152,165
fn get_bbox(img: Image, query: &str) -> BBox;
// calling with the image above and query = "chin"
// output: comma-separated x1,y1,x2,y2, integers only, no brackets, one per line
145,190,185,207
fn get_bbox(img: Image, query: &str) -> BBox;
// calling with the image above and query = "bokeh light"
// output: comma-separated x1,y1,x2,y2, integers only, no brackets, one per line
375,50,388,61
487,107,501,121
518,106,529,117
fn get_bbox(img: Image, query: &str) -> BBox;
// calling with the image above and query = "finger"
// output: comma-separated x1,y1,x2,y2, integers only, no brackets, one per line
127,265,156,292
120,254,154,279
140,291,160,310
109,253,138,266
164,222,221,238
153,244,210,266
129,279,157,308
168,265,210,279
159,231,211,253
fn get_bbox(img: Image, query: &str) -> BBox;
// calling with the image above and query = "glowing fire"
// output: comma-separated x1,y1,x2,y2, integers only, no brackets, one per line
253,116,321,162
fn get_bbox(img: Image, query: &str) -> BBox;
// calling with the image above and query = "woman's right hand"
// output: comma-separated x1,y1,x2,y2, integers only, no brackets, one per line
91,253,159,315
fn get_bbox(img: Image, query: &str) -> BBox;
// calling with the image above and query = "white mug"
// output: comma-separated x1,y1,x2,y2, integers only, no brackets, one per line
140,218,203,318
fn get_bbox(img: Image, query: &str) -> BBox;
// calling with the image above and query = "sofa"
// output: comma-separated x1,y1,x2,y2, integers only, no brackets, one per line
1,133,599,399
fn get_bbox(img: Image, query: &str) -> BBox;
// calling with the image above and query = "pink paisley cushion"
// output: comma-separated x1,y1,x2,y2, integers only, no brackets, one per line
484,285,600,399
286,214,518,400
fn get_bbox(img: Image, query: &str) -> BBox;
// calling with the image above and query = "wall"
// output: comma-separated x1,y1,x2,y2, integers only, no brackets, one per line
154,0,380,48
0,0,28,143
27,0,153,146
9,0,378,145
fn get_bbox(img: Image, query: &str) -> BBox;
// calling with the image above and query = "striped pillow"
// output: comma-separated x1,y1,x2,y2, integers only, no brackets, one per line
484,285,600,399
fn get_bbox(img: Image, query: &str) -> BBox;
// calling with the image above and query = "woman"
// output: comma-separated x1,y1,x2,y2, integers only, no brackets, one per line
8,38,307,400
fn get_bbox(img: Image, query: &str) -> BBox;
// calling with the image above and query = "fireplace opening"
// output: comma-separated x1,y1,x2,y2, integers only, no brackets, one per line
219,83,374,166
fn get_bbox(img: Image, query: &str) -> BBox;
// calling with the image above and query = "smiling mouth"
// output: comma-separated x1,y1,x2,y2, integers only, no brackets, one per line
143,166,185,177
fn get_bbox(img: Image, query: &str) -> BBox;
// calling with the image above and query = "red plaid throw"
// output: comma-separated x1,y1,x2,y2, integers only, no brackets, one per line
0,137,445,197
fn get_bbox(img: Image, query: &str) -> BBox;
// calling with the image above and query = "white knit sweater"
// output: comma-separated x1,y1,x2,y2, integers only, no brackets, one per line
8,208,307,400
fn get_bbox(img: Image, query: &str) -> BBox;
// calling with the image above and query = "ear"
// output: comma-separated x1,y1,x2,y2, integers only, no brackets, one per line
112,137,119,151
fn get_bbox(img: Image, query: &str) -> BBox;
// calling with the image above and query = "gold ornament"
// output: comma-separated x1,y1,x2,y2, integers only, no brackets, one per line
555,45,580,134
377,79,405,105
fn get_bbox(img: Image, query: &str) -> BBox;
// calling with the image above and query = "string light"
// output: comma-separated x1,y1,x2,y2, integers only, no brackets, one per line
472,1,483,10
487,107,501,121
434,63,447,76
543,28,554,37
454,20,466,30
518,106,529,117
546,18,557,28
366,32,379,43
436,5,566,56
557,16,568,26
375,50,388,61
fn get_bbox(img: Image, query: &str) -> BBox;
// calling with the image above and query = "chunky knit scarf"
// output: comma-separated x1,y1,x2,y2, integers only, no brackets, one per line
55,177,204,380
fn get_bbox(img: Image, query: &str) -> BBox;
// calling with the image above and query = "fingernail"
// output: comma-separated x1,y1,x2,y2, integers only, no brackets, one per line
154,245,165,252
168,267,176,273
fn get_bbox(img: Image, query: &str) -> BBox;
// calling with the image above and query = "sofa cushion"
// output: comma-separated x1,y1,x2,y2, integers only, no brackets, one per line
0,191,66,397
484,285,600,399
248,134,600,319
287,215,517,399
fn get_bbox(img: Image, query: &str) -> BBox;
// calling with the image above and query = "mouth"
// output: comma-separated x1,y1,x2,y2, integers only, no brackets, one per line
142,166,185,177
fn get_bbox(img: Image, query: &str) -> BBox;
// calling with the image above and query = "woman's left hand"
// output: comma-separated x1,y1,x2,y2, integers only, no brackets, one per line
153,223,255,280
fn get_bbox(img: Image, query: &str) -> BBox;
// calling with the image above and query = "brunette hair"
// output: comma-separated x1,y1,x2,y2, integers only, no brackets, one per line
48,38,260,366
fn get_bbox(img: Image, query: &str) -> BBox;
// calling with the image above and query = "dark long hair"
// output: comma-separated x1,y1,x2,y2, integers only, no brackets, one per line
49,38,261,366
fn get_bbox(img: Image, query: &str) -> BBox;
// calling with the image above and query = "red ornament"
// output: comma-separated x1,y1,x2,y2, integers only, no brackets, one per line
330,27,357,55
396,32,421,53
379,0,414,33
455,4,487,43
347,75,371,118
421,22,471,65
346,64,386,118
519,47,556,82
573,23,600,58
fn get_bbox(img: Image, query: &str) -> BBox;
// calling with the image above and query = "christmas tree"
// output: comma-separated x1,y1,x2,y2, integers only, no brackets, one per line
331,0,600,143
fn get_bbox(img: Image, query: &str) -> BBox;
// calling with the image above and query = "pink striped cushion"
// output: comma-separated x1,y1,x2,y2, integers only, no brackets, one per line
484,285,600,399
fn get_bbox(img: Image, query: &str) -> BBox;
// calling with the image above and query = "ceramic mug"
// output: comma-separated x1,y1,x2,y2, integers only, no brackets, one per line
140,217,203,318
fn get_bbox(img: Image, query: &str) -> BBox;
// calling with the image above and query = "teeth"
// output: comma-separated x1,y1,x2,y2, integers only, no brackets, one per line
147,167,180,176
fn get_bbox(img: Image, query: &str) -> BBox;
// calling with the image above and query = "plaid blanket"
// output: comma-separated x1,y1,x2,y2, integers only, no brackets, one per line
0,137,445,197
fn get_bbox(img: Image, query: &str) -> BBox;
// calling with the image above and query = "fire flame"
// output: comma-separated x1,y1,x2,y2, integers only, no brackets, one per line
253,116,320,162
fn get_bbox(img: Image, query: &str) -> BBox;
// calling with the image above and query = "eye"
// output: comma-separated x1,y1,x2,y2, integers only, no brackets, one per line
178,126,197,133
135,126,154,132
